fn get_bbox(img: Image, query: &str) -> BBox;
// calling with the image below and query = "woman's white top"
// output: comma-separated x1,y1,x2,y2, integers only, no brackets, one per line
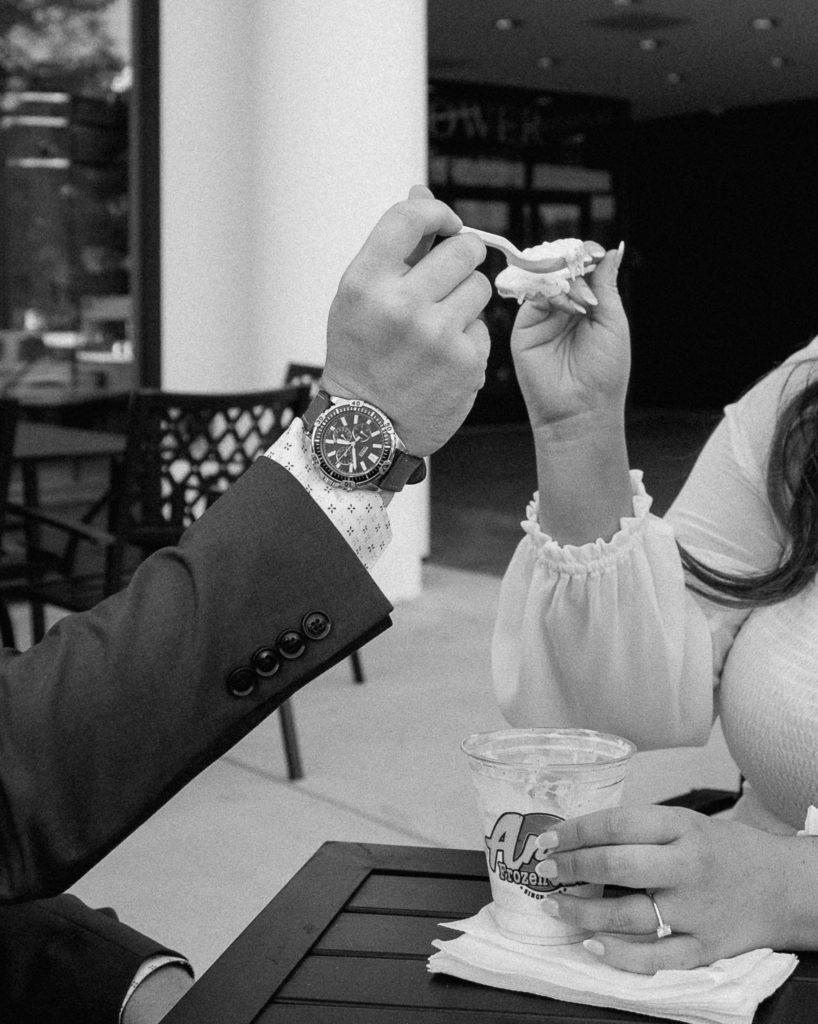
493,339,818,834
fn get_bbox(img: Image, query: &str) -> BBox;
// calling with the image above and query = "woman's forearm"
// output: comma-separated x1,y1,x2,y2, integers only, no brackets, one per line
780,833,818,950
533,410,632,545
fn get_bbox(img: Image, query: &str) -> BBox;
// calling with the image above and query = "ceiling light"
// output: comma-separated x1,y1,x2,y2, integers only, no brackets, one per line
769,55,791,68
638,37,662,51
751,17,779,31
666,72,683,85
495,17,521,31
537,56,559,69
613,0,640,6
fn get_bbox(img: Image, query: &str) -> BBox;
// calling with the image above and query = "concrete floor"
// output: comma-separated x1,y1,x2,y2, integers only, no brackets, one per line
10,411,740,977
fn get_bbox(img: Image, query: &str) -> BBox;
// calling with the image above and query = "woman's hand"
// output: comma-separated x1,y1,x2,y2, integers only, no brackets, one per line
511,244,630,432
513,245,634,544
536,804,810,973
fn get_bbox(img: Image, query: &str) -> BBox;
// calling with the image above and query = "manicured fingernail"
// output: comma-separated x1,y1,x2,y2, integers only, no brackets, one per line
570,301,587,315
536,859,558,878
541,899,560,917
583,292,599,306
536,831,559,851
614,240,625,268
583,939,606,956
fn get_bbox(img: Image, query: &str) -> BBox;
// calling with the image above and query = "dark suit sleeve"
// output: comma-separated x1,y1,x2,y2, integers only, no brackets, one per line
0,458,393,900
0,894,185,1024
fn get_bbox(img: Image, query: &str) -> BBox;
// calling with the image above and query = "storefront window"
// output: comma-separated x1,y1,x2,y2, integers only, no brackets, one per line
0,0,134,395
429,80,627,423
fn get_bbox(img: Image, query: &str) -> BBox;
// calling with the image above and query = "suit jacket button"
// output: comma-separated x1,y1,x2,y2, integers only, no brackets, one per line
277,628,306,659
227,667,257,698
251,646,280,677
302,611,331,640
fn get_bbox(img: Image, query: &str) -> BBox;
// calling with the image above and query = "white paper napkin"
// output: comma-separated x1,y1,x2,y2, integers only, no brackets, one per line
428,904,797,1024
797,804,818,836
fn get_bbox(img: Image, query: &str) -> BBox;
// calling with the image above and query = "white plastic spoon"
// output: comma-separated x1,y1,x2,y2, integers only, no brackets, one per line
459,225,600,274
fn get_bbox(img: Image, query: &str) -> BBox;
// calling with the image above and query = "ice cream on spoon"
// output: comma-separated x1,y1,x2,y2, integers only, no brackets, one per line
492,237,606,305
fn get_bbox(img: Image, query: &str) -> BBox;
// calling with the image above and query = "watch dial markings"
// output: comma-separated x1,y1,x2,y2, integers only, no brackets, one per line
315,404,395,485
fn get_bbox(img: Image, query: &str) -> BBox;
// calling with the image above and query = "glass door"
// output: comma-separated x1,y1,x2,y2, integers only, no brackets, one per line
0,0,159,408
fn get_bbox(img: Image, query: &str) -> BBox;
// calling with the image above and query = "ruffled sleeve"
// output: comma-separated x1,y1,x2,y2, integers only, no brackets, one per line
491,470,715,750
492,338,818,754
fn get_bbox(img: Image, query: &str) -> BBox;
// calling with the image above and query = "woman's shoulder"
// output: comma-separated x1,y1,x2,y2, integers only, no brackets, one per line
722,337,818,471
780,335,818,375
730,336,818,420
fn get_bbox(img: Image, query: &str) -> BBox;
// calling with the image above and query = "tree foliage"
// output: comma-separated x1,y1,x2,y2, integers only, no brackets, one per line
0,0,124,92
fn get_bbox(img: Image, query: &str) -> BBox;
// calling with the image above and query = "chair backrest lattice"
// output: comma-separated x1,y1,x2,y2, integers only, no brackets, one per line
116,386,310,539
284,362,323,398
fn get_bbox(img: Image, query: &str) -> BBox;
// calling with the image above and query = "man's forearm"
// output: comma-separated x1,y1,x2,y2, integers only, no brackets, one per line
0,895,187,1024
0,459,392,901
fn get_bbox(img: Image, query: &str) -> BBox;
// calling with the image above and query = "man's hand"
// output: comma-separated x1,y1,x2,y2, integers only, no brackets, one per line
322,185,492,456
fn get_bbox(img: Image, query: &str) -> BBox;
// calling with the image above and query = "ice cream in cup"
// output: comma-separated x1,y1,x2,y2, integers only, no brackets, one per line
461,728,636,945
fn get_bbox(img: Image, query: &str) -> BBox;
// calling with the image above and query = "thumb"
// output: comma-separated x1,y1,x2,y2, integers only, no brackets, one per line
587,242,625,303
408,183,435,201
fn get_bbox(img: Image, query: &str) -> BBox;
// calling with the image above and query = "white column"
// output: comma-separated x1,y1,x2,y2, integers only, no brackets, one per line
160,1,430,600
160,1,257,390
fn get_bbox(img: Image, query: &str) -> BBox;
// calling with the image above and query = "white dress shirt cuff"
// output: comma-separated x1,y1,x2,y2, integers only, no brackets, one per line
119,955,193,1023
264,418,392,571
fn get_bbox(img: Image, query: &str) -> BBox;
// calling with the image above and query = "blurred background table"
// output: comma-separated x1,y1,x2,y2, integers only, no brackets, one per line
14,421,126,474
163,842,818,1024
12,420,126,548
0,382,131,428
12,421,126,535
0,328,133,428
10,420,127,624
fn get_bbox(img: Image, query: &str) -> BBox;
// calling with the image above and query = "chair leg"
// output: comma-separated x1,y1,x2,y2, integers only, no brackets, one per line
350,650,365,684
30,601,46,644
278,700,303,780
0,601,15,648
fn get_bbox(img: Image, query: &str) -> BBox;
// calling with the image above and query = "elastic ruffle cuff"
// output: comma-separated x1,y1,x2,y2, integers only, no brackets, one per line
521,469,658,573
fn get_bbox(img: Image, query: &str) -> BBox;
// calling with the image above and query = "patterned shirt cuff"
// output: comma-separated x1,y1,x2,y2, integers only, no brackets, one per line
264,419,392,571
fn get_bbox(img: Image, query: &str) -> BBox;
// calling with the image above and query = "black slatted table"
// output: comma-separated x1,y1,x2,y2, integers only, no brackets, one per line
163,842,818,1024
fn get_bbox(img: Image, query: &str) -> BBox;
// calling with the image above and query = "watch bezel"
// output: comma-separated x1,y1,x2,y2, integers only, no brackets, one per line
310,399,397,490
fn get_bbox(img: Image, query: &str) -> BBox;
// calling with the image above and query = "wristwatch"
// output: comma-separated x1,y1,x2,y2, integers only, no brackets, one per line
301,389,427,492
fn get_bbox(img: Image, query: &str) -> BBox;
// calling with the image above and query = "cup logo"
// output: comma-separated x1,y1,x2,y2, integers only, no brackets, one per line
484,811,571,895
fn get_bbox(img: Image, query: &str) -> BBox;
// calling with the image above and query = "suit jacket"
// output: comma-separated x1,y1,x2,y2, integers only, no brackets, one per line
0,894,183,1024
0,457,393,1018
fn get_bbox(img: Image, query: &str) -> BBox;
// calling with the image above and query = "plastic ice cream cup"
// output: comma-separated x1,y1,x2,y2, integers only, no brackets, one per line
461,727,636,945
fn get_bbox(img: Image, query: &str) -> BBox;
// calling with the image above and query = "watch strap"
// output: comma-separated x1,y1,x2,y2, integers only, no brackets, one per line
377,451,427,491
301,388,332,434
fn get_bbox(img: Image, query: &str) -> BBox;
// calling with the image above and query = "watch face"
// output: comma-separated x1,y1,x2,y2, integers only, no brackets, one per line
312,401,395,489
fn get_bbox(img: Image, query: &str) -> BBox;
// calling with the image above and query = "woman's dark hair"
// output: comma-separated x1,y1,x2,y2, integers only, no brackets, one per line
679,362,818,607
